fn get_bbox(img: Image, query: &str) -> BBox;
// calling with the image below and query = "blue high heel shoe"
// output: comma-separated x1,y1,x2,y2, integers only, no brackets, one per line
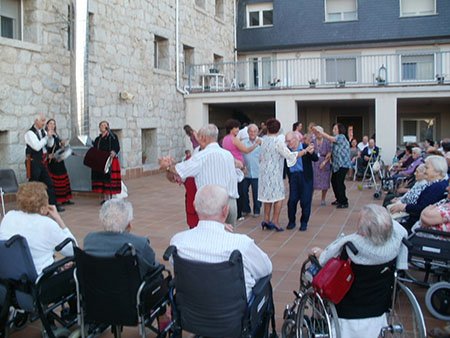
261,221,275,230
269,222,284,232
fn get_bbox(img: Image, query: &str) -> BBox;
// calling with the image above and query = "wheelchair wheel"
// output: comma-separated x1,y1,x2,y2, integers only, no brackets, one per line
388,281,426,338
296,287,340,338
373,191,381,199
425,281,450,321
281,318,296,338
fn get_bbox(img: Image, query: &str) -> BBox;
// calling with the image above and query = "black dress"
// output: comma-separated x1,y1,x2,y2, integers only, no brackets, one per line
46,135,73,203
91,132,121,195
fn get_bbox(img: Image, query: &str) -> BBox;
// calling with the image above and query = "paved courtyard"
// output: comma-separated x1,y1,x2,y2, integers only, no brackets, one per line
1,173,441,337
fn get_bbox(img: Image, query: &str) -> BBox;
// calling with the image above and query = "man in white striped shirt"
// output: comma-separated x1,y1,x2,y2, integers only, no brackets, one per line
160,124,239,226
170,184,272,299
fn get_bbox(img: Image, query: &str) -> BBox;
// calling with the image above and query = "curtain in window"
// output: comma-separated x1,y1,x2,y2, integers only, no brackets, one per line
401,0,434,15
402,55,434,80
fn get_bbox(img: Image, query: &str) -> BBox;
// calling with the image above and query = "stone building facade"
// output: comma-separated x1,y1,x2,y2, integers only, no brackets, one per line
0,0,235,183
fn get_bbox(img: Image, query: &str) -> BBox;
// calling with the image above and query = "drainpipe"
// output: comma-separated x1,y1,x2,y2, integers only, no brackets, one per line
234,0,238,63
175,0,188,95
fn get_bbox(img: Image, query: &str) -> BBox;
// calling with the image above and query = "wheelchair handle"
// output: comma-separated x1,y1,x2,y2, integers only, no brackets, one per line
308,254,321,268
5,234,24,248
163,245,176,261
413,227,450,238
55,238,76,252
401,237,413,249
344,241,359,255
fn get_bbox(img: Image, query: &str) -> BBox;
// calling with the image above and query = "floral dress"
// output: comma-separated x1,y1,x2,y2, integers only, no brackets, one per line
258,135,297,203
312,138,332,190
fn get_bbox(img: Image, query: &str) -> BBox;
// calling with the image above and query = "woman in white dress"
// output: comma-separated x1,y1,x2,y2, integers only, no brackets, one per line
258,118,299,231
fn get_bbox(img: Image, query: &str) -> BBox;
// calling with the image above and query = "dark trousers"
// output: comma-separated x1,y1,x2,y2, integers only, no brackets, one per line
30,160,56,205
242,178,261,215
331,167,349,205
237,181,245,218
287,172,313,228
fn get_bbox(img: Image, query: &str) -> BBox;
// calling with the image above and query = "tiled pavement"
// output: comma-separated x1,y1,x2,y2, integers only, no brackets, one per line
1,174,442,337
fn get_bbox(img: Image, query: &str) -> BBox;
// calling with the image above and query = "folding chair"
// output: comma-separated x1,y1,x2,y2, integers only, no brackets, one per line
0,235,77,338
164,245,277,338
73,244,172,338
0,169,19,216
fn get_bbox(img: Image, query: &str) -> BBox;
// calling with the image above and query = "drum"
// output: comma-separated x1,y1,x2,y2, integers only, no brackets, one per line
83,148,110,173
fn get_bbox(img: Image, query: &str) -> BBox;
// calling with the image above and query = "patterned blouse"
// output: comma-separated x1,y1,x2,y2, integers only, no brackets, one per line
400,180,429,205
331,134,351,173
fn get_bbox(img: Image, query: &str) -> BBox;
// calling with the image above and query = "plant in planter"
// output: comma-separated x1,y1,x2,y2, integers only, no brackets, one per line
375,76,386,85
436,74,445,84
209,68,219,74
238,82,246,89
337,79,346,88
268,78,281,88
308,79,318,88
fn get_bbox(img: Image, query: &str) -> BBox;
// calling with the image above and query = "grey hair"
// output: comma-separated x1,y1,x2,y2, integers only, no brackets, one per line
198,124,218,141
285,131,299,141
247,123,258,132
412,147,422,155
194,184,228,217
99,199,133,232
425,155,448,178
315,125,324,134
415,163,426,173
357,204,393,246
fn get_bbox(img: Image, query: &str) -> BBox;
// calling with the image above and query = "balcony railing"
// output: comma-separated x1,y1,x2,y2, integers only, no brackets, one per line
184,51,449,93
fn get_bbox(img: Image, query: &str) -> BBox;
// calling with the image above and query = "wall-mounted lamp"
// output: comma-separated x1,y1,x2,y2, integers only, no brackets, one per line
119,91,134,101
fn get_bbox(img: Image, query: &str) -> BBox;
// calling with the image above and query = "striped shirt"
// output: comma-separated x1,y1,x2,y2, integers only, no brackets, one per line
170,220,272,299
176,142,239,198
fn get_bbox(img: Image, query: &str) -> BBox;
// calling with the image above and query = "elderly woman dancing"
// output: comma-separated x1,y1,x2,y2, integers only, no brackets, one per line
312,204,408,338
258,118,301,231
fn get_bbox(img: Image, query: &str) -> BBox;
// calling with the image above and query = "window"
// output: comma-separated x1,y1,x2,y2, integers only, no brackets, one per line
248,56,272,88
246,3,273,28
0,0,21,39
325,0,357,22
154,35,169,70
325,57,357,83
401,54,434,81
215,0,224,19
183,45,194,75
401,118,435,143
400,0,436,17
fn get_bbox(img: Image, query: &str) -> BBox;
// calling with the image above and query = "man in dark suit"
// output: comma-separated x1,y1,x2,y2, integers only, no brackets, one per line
83,199,158,279
285,132,319,231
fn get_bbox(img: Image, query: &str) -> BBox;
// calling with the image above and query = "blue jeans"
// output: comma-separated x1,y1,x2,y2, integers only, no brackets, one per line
287,172,313,227
242,178,261,215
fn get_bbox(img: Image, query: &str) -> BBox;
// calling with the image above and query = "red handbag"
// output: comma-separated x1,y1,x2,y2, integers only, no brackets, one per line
312,256,354,304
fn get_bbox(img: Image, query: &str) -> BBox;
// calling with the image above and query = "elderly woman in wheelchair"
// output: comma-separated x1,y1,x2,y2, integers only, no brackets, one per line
0,182,77,337
282,204,426,338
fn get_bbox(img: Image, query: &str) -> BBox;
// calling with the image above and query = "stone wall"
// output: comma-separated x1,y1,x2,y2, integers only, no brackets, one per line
0,0,235,183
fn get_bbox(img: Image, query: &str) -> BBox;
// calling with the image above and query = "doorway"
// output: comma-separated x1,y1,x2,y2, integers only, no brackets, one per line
336,116,363,141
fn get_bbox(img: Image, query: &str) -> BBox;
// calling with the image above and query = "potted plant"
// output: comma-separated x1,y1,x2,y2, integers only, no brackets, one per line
268,78,281,88
436,74,445,84
238,82,245,90
337,79,346,88
375,76,386,86
308,79,318,88
209,68,219,74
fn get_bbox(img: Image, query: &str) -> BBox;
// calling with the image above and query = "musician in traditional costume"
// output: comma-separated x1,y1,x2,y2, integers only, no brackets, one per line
45,119,74,206
24,113,63,212
91,121,121,202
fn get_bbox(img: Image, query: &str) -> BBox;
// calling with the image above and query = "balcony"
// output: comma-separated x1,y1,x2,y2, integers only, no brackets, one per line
184,51,449,93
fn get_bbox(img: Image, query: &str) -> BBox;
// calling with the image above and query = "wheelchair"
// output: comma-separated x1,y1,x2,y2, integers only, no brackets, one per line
0,235,78,338
163,245,277,338
73,242,173,338
281,243,426,338
401,228,450,321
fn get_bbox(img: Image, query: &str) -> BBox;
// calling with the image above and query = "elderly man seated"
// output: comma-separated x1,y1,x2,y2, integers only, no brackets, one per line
170,184,272,299
83,199,170,329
